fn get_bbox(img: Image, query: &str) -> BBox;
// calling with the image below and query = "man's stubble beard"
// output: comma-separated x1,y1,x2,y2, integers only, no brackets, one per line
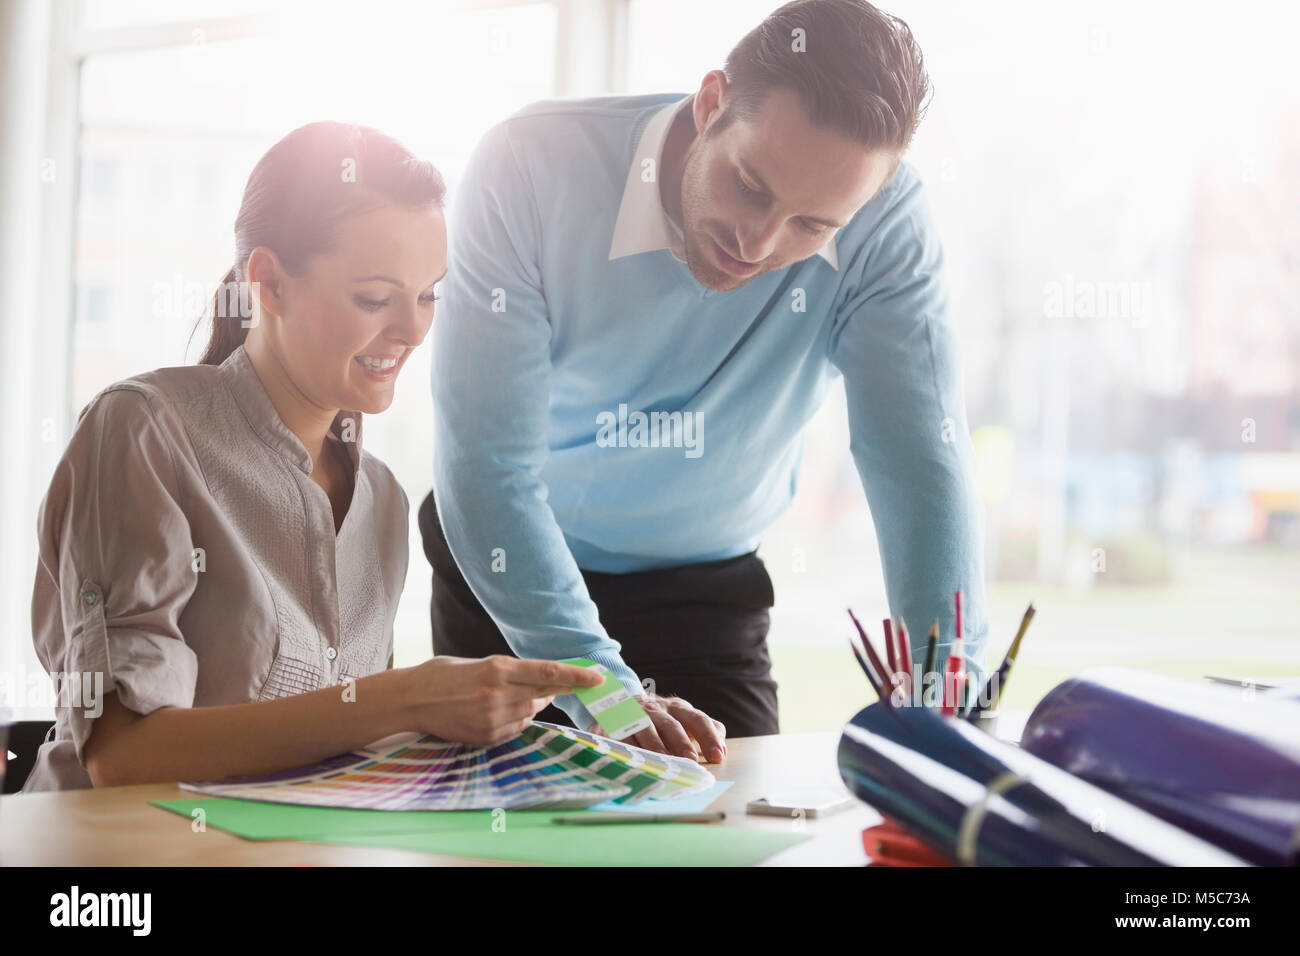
682,232,741,292
678,143,750,293
678,146,798,293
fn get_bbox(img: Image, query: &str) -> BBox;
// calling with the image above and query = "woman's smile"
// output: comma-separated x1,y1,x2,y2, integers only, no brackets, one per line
354,351,405,381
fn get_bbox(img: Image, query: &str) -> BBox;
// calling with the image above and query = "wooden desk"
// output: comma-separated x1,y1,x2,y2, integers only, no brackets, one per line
0,732,882,866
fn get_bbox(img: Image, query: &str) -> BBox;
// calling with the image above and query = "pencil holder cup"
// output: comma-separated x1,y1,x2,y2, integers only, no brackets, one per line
967,711,1000,737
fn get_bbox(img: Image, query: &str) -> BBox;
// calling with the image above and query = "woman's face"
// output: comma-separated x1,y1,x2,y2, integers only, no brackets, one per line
260,201,448,415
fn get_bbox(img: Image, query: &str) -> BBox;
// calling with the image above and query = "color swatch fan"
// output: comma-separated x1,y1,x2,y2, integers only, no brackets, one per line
180,721,715,811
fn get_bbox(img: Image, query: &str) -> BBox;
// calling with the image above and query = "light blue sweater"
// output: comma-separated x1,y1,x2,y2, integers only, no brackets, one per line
432,94,987,728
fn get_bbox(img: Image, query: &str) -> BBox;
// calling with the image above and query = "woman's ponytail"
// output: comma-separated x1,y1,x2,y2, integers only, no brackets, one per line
195,265,248,366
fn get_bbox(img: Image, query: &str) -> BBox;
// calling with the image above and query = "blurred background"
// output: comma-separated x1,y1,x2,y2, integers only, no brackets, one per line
1,0,1296,733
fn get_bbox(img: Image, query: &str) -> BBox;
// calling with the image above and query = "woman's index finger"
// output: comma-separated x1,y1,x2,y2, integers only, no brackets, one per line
505,657,605,688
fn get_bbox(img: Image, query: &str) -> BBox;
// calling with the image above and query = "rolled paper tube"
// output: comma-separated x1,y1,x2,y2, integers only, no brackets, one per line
837,702,1248,866
1021,668,1300,866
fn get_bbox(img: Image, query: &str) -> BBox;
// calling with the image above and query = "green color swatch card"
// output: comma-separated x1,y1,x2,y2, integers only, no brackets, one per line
561,658,653,739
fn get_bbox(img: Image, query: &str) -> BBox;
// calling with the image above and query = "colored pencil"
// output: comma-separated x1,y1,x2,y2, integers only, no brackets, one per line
849,609,894,705
883,618,898,679
922,620,939,707
897,617,913,685
848,632,885,702
552,812,725,825
969,602,1037,719
942,637,965,718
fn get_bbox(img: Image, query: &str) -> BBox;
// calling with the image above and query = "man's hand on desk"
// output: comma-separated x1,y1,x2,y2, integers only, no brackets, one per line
587,693,727,764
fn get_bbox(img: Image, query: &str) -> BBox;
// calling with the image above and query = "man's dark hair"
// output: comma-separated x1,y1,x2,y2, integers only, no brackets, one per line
718,0,931,153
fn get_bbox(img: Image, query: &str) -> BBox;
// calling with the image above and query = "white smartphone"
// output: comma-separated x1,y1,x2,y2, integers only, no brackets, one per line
746,789,857,818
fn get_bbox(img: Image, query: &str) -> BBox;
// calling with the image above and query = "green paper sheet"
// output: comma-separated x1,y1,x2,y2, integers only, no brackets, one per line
152,798,808,866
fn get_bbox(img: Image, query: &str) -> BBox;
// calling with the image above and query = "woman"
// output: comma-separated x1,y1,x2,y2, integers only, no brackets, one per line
23,121,600,791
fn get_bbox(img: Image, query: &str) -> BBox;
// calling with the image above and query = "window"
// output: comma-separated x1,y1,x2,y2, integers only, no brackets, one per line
628,0,1300,727
5,0,1296,735
4,0,559,723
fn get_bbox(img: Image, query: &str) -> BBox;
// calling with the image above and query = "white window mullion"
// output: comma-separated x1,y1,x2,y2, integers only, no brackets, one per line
554,0,628,96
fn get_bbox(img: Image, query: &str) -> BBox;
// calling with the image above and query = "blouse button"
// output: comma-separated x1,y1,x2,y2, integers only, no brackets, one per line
325,646,337,661
81,585,99,608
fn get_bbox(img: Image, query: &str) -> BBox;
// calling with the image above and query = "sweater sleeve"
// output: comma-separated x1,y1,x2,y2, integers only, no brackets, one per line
431,121,641,728
827,171,989,684
31,386,200,769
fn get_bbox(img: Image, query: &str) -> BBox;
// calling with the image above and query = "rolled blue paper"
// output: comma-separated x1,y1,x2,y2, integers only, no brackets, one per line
837,702,1248,866
1021,668,1300,866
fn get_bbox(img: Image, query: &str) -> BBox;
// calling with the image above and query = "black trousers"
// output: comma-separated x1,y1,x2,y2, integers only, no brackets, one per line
418,491,780,737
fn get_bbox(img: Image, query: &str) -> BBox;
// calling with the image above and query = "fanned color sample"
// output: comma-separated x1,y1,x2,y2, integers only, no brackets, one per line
180,721,715,811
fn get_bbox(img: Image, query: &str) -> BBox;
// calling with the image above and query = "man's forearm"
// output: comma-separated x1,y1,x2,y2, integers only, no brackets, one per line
431,457,641,724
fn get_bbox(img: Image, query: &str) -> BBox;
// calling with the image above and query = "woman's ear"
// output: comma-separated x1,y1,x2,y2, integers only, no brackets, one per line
245,246,285,323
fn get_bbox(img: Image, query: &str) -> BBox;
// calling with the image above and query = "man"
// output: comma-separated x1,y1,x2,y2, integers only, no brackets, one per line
420,0,987,762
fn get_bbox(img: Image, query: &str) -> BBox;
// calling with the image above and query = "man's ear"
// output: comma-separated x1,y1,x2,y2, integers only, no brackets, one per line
694,69,729,135
245,246,285,320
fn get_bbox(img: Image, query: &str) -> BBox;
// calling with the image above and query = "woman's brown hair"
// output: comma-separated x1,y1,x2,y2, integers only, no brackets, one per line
194,121,446,366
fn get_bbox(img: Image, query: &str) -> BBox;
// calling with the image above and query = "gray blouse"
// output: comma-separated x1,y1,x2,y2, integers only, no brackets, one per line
24,345,409,791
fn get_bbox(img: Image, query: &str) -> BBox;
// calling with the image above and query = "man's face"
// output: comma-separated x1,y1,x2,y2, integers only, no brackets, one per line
678,87,898,291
